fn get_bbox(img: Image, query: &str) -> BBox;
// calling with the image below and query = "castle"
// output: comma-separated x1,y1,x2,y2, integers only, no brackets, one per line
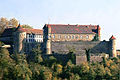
0,23,118,64
42,24,117,64
13,24,43,53
0,24,43,53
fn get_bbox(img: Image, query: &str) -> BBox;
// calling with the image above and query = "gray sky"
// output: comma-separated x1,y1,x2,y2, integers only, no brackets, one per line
0,0,120,49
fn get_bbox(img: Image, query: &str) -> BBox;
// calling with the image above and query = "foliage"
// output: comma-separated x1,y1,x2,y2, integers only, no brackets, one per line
85,48,91,62
28,44,43,63
22,24,33,29
0,17,19,35
67,51,76,64
0,47,120,80
8,18,18,27
0,17,8,34
92,34,99,41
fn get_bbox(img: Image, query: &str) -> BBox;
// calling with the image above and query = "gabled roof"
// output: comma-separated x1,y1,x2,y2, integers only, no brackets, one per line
15,24,43,34
45,24,100,34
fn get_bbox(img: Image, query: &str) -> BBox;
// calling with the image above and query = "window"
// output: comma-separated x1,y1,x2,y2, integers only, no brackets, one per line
69,35,71,39
58,35,61,39
65,35,67,39
53,34,55,38
29,34,31,38
76,35,78,39
29,39,31,42
80,35,83,39
72,35,75,39
86,35,89,39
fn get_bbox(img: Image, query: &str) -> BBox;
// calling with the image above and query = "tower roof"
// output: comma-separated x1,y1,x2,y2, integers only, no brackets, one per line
110,35,116,40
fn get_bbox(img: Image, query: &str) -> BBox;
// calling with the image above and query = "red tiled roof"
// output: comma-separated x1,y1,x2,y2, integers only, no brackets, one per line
45,24,100,34
110,35,116,40
16,24,43,34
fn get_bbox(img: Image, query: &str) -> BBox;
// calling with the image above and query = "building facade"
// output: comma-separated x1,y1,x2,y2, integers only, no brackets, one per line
43,24,117,59
13,24,43,53
43,24,101,42
43,24,101,54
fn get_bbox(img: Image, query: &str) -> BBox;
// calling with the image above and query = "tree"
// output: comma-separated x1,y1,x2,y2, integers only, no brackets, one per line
67,48,76,64
0,48,14,80
54,64,63,73
22,24,33,29
85,48,91,62
9,18,18,27
94,64,106,79
11,53,32,80
28,44,43,63
0,17,8,34
92,34,99,41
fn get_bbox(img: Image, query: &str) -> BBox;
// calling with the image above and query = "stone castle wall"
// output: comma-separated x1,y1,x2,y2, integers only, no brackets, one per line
51,41,110,55
51,41,110,64
24,42,43,53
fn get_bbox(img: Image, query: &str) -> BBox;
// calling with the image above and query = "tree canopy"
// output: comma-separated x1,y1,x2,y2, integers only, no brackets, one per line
22,24,33,29
0,46,119,80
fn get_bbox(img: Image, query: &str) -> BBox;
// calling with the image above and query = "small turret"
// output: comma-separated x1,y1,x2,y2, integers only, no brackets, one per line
109,35,117,57
97,25,101,41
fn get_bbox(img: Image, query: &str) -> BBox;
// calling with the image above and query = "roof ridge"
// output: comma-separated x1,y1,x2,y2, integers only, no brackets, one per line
46,24,98,26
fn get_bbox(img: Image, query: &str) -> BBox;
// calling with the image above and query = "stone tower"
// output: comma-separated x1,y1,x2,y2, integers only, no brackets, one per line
43,24,51,54
109,35,117,57
97,25,101,41
13,24,26,53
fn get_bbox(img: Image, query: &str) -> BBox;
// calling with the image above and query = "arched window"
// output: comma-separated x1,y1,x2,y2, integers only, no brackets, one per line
68,35,71,39
72,35,75,39
80,35,83,39
65,35,67,39
76,35,79,39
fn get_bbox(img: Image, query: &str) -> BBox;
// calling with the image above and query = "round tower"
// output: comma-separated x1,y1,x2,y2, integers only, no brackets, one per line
109,35,117,57
13,24,26,53
43,24,51,54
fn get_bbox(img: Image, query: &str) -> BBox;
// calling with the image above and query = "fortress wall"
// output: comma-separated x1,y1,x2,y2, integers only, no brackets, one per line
51,41,110,55
24,42,43,53
42,54,69,64
76,55,103,65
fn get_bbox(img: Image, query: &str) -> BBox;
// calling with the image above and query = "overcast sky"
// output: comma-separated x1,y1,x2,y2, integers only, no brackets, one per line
0,0,120,49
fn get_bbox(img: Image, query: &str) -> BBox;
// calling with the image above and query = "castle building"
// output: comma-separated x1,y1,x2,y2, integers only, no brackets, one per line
0,23,118,64
43,24,117,64
43,24,101,42
43,24,101,54
13,24,43,53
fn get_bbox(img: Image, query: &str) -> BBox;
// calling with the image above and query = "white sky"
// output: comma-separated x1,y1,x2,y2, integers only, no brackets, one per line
0,0,120,49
